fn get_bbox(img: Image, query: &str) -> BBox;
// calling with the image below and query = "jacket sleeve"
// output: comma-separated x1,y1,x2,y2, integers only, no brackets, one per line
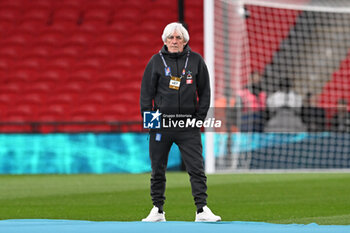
195,57,211,121
140,57,156,116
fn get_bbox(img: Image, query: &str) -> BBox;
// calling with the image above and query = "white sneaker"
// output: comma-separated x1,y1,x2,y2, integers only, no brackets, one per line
195,206,221,222
142,206,166,222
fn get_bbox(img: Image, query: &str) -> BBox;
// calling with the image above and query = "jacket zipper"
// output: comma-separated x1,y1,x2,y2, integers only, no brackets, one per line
176,58,181,113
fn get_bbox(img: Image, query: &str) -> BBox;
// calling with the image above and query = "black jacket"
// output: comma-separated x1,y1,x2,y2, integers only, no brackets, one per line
140,45,210,120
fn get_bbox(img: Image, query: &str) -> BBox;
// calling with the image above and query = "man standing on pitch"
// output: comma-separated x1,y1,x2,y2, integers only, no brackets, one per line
140,22,221,222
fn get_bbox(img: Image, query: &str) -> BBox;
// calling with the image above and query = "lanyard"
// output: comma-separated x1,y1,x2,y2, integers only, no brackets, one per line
159,50,190,77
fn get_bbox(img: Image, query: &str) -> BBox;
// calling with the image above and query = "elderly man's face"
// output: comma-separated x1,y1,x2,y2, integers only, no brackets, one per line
165,31,187,53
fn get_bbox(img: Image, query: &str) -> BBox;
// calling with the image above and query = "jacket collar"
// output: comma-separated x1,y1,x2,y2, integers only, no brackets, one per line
161,44,191,58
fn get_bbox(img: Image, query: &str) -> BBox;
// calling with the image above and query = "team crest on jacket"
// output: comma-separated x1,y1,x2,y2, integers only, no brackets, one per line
186,71,193,84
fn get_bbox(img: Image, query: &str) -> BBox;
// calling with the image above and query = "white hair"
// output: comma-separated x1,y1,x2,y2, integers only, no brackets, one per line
161,22,190,43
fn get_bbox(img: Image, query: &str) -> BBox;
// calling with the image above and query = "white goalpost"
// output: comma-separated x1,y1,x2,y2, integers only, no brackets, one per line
204,0,350,173
204,0,216,174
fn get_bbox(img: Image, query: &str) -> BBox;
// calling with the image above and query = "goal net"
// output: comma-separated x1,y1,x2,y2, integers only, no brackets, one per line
209,0,350,172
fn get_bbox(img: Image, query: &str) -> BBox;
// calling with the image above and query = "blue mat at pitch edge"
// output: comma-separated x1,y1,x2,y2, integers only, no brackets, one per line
0,220,350,233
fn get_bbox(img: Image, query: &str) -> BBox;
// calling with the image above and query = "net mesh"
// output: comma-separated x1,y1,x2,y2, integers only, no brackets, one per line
213,0,350,171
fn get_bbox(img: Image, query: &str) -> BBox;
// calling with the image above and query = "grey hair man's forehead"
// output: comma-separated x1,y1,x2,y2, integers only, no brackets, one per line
167,29,184,37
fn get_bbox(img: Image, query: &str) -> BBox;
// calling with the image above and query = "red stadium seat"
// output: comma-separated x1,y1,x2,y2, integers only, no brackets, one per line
93,31,124,46
104,100,141,122
0,21,15,35
149,0,176,8
141,7,177,22
45,56,75,71
84,0,116,9
117,90,140,106
79,19,108,34
76,92,107,106
81,44,116,59
54,0,82,8
0,0,23,8
102,57,134,70
21,7,52,22
107,20,135,34
51,44,83,58
57,124,111,133
22,44,53,59
0,81,23,94
70,103,100,121
73,57,105,70
37,69,67,82
36,104,71,133
0,7,21,21
36,105,68,132
49,20,78,34
99,103,129,121
0,45,23,59
117,0,151,8
24,80,56,94
37,110,65,122
66,30,94,47
0,57,14,71
51,6,80,33
67,68,96,83
36,111,64,133
98,67,129,82
111,6,140,22
17,20,48,35
0,124,33,133
18,93,46,106
13,56,45,71
46,93,78,106
86,81,116,93
0,93,17,106
125,44,155,64
39,103,69,117
128,31,159,47
5,104,38,122
0,32,33,47
97,68,124,82
6,69,39,83
23,0,53,9
55,80,88,93
53,6,80,21
83,7,111,23
138,19,164,35
35,30,66,47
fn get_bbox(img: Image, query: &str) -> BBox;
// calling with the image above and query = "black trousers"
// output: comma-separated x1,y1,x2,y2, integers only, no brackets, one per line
149,129,207,209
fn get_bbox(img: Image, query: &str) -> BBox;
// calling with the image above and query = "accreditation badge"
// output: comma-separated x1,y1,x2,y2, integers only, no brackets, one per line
169,76,181,90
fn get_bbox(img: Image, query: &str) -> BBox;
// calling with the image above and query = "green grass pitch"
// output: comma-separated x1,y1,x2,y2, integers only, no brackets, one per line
0,172,349,225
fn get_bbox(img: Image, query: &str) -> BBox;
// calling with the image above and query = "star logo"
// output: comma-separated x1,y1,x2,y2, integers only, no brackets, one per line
150,109,162,122
143,110,162,129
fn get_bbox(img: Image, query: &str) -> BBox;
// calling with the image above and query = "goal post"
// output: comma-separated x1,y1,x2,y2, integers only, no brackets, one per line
204,0,350,173
204,0,216,174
